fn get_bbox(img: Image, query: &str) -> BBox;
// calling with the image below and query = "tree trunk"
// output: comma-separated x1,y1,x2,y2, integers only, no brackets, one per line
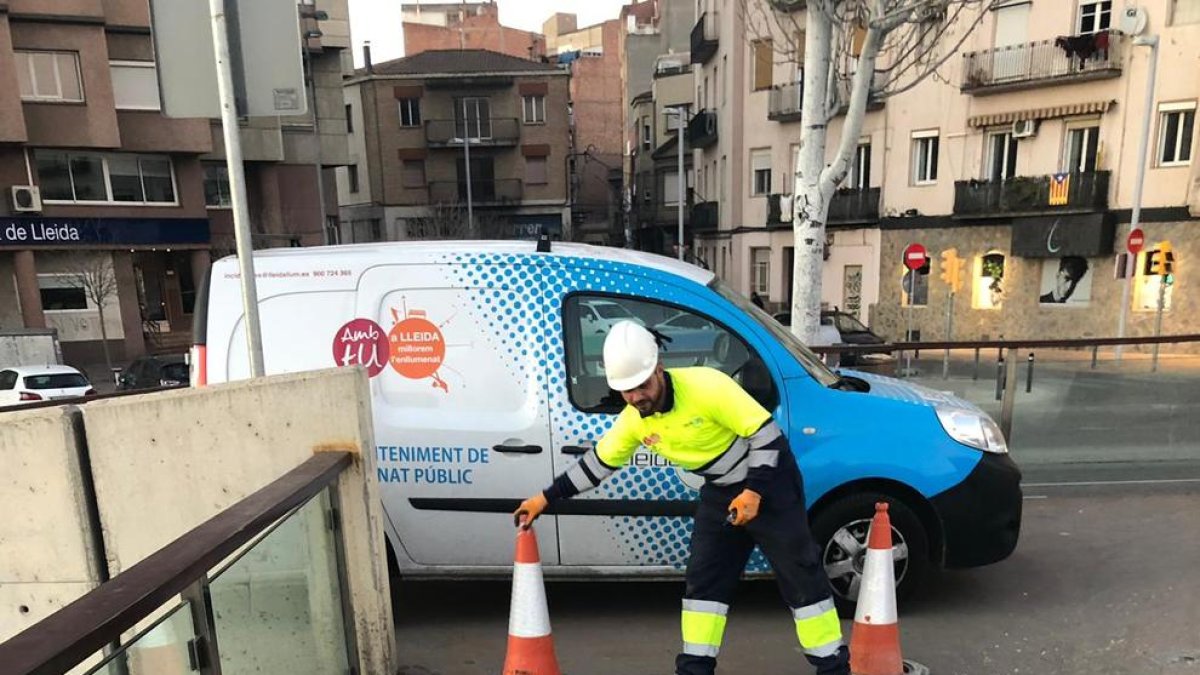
791,2,886,345
97,304,114,379
790,8,834,345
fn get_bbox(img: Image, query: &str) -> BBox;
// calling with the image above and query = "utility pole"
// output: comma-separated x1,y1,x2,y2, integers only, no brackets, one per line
674,106,686,260
207,0,264,377
1117,34,1159,361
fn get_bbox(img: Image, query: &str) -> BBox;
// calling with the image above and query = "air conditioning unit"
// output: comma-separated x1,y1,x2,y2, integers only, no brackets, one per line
1011,119,1037,138
11,185,42,213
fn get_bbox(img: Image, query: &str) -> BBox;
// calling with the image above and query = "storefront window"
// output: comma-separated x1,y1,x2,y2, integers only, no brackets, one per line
973,252,1005,309
901,267,929,307
1135,252,1174,311
37,276,87,311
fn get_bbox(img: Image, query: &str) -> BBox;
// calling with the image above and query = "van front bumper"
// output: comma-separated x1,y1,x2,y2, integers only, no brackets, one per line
931,452,1023,569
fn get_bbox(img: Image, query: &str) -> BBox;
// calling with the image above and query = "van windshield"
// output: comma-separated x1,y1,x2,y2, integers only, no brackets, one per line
710,279,840,387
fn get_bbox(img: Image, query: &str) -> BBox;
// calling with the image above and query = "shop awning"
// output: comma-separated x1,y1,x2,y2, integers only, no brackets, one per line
1011,213,1115,258
967,101,1114,128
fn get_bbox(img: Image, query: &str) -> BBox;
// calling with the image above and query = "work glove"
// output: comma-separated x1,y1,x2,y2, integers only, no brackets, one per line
513,492,549,529
727,489,762,527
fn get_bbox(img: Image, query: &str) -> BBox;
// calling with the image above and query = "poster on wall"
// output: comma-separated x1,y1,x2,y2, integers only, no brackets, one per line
1039,256,1092,306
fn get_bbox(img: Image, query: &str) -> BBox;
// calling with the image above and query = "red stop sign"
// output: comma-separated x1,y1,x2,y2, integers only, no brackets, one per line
1128,228,1145,255
903,243,927,271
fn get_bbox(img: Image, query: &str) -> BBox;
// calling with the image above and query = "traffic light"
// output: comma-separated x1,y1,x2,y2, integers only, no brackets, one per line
1148,241,1175,276
940,248,964,293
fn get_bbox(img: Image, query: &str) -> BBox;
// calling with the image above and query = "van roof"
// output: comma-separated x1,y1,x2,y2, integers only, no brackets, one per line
224,241,716,286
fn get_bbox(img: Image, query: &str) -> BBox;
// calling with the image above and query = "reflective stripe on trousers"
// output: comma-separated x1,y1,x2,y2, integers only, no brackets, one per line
680,599,729,658
793,598,844,658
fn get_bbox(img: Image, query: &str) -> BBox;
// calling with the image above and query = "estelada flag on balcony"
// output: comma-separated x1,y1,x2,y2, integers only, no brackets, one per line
1049,173,1070,206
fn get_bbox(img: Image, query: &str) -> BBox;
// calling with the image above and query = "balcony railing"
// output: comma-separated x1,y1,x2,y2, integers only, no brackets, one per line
654,63,693,79
425,118,520,147
686,109,718,149
767,188,880,226
769,82,803,122
690,11,719,64
828,187,881,225
961,31,1122,95
428,179,524,204
691,201,719,231
953,171,1109,218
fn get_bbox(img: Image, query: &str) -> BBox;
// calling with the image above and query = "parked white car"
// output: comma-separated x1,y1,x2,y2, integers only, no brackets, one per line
0,365,95,407
578,298,642,334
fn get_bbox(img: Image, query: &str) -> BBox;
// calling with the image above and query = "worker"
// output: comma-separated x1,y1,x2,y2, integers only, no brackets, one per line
514,320,850,675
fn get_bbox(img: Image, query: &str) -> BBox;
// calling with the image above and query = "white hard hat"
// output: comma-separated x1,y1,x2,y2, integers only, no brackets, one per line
603,320,660,391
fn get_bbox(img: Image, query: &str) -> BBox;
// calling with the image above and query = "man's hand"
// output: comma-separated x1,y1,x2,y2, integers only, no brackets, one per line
727,489,761,527
513,493,549,529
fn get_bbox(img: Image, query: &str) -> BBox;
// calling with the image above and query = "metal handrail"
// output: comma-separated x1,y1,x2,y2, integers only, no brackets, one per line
0,385,186,414
0,451,352,675
961,30,1122,91
809,333,1200,355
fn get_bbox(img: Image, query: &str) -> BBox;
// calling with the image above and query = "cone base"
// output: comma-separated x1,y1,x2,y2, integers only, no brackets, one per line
850,621,903,675
502,634,562,675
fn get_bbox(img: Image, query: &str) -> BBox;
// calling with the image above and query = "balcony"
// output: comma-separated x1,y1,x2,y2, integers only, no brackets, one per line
653,188,695,224
769,82,803,122
654,63,693,79
425,118,520,147
961,31,1122,95
692,201,719,231
953,171,1109,218
690,11,719,64
828,187,881,225
428,179,524,205
686,109,718,149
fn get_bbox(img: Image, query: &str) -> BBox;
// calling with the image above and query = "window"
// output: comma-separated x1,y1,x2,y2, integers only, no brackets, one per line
751,149,771,196
345,103,354,133
722,55,728,105
203,163,231,207
641,117,652,150
350,218,382,243
562,294,777,413
398,98,421,127
663,171,682,206
1078,0,1112,33
38,275,87,310
15,51,83,102
401,160,425,188
1174,0,1200,25
911,131,939,185
850,141,871,190
901,268,929,307
751,247,770,295
347,164,360,193
0,371,17,390
987,131,1019,181
25,373,89,389
522,94,545,124
110,61,160,110
526,156,547,185
973,252,1006,310
1135,252,1174,310
455,97,491,139
753,40,774,91
35,151,176,204
1064,124,1100,173
1157,103,1195,166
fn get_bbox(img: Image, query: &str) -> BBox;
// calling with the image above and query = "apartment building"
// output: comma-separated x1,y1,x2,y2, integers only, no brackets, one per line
621,0,705,254
690,0,1200,343
402,1,545,60
0,0,350,365
337,49,572,240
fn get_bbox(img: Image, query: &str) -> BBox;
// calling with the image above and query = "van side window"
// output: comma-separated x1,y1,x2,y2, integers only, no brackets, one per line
0,370,16,390
563,295,779,414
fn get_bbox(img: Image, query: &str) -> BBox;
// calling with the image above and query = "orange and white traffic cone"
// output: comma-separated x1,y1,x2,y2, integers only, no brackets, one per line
849,502,911,675
502,523,562,675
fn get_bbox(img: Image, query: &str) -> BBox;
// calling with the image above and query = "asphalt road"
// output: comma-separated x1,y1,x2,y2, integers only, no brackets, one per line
393,481,1200,675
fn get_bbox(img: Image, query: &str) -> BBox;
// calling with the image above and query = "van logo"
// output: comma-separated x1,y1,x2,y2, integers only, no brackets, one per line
388,302,449,393
332,319,388,378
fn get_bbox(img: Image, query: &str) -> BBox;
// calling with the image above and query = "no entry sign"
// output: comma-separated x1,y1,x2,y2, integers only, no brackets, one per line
1127,228,1145,255
903,243,927,271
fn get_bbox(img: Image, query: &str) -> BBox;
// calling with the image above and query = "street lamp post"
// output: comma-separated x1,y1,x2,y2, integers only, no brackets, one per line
669,106,688,261
301,25,329,245
461,98,475,237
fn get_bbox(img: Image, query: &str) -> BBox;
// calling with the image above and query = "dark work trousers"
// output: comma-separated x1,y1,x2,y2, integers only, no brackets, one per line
675,451,850,675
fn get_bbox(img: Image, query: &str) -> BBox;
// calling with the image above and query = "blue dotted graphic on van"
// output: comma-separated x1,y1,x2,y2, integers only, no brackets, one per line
443,252,770,572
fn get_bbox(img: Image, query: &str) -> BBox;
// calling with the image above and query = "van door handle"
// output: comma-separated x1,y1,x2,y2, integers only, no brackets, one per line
561,441,595,456
493,444,544,454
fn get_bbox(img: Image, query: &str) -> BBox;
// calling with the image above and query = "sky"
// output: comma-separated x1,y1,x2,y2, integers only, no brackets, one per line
348,0,631,65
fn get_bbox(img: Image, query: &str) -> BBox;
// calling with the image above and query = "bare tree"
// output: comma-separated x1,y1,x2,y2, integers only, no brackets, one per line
406,203,511,241
738,0,997,342
63,253,119,375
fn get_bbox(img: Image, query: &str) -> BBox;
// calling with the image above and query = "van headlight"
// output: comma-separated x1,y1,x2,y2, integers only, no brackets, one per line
936,407,1008,454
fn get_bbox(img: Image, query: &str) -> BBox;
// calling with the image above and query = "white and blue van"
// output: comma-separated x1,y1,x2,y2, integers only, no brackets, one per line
192,241,1021,607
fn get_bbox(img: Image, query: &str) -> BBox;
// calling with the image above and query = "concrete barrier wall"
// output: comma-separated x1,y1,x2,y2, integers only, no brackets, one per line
0,406,102,673
79,367,396,675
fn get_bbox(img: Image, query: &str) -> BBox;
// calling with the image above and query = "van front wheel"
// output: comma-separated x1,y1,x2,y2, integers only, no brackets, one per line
810,492,929,617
